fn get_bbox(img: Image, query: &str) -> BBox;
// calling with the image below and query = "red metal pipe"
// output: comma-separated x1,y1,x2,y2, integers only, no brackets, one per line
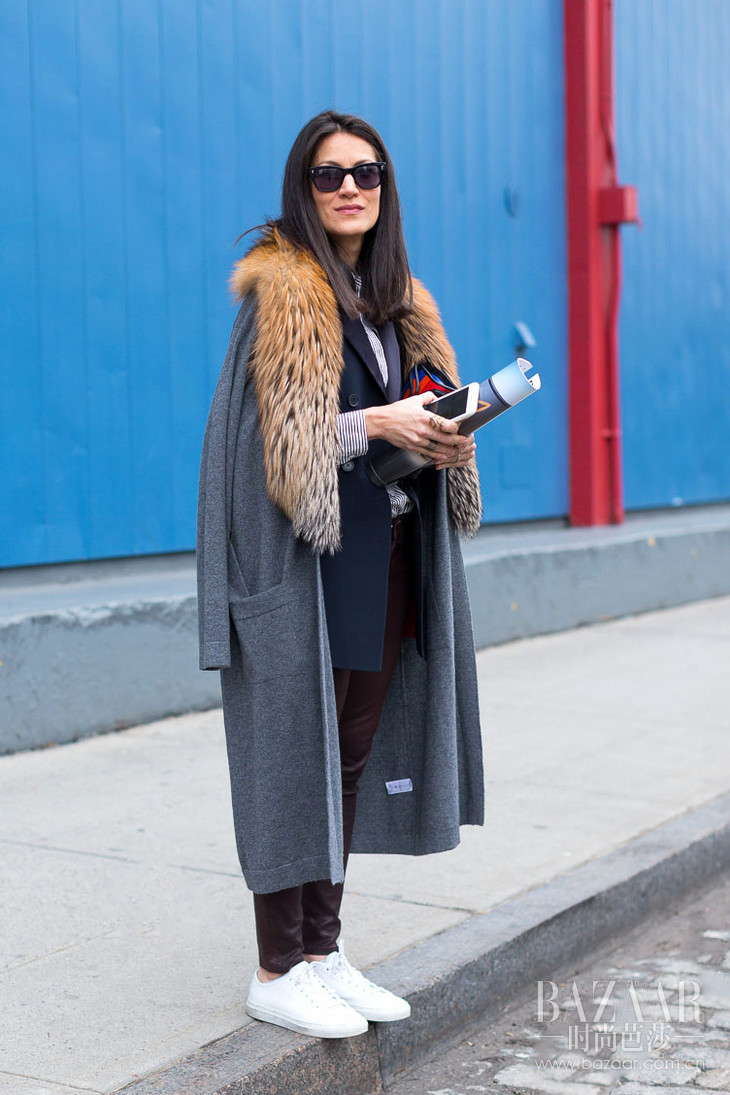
563,0,637,525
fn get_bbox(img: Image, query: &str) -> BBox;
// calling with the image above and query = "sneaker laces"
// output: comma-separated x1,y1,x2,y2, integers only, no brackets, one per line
290,960,350,1009
321,944,388,996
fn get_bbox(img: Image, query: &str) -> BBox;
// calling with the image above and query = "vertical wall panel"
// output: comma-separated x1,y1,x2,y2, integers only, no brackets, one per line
300,0,333,116
77,2,133,558
0,1,45,563
160,0,208,540
32,0,90,560
199,0,237,378
120,1,173,552
330,8,363,109
616,0,730,509
1,0,568,567
231,1,276,259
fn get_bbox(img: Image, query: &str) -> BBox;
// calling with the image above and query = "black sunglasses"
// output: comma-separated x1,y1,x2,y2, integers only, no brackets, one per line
307,162,386,193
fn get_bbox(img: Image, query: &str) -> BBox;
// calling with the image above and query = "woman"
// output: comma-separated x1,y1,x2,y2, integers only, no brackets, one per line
197,111,484,1040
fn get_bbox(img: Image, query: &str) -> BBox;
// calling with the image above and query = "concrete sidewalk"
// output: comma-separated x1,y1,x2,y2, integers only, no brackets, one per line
1,596,729,1094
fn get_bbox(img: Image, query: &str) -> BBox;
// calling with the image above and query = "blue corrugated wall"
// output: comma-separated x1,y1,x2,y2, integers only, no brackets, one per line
1,0,567,567
616,0,730,510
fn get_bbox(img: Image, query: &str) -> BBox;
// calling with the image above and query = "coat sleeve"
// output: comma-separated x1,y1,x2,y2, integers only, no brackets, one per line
196,297,257,670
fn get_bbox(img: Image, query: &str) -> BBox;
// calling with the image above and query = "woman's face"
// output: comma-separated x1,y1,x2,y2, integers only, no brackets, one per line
310,132,381,262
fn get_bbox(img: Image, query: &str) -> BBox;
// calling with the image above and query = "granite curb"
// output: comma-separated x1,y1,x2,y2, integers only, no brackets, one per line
114,790,730,1095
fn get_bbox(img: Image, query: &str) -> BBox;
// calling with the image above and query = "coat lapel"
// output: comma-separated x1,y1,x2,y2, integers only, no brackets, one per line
379,320,402,403
341,314,402,403
341,314,389,398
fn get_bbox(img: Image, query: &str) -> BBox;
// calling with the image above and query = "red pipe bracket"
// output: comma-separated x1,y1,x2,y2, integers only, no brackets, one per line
599,185,640,225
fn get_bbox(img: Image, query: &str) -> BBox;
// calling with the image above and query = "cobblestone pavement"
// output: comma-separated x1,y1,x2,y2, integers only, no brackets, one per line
383,875,730,1095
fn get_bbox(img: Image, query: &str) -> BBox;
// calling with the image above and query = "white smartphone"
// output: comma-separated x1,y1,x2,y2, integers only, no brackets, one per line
427,382,480,423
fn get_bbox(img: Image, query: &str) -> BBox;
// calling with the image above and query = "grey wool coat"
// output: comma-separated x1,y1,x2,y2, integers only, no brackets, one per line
197,230,485,894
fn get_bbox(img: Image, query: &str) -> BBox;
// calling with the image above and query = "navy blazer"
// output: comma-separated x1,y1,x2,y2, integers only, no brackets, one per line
320,312,429,671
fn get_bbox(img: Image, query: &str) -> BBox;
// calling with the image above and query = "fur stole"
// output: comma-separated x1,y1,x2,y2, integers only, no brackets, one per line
230,229,482,552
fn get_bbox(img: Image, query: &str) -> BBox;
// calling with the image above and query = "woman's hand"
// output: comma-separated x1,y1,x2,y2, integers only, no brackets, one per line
432,432,476,471
363,394,475,469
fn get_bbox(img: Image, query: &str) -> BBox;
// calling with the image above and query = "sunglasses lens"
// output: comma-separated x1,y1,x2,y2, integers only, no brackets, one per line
354,164,383,189
311,167,342,192
310,163,384,191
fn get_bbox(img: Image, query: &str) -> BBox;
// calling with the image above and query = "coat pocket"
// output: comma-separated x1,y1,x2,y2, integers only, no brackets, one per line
229,584,305,683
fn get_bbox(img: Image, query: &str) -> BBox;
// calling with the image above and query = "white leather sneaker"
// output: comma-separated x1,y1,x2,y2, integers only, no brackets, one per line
245,960,369,1038
311,941,411,1022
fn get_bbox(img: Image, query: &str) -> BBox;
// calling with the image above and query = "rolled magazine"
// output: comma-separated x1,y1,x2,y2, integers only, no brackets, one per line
367,357,541,488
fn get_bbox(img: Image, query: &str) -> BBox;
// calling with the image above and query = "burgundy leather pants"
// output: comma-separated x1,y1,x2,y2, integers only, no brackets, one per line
253,515,413,973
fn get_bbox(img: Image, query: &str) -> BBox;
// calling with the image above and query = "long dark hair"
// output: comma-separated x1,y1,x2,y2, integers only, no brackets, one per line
271,110,413,325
